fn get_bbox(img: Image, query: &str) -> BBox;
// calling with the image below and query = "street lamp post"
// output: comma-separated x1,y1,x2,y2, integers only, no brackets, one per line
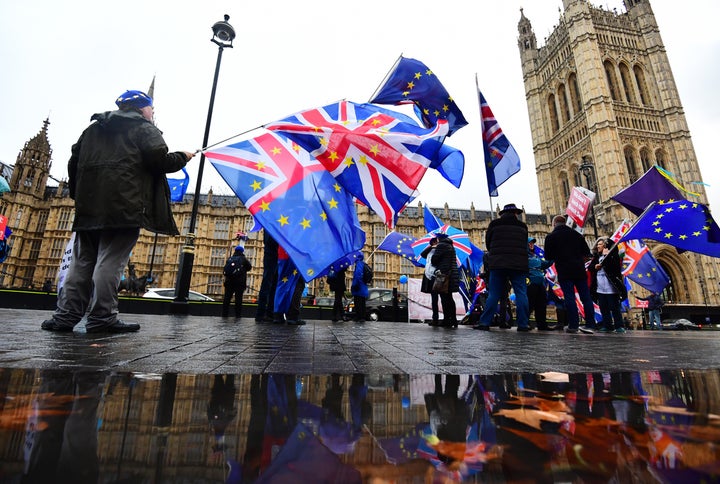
578,157,599,240
171,15,235,312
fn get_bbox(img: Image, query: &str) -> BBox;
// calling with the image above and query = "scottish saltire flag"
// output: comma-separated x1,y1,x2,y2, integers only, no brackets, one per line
619,199,720,258
477,87,521,197
266,101,460,228
377,232,424,267
370,56,468,136
612,166,684,216
206,132,365,281
167,167,190,202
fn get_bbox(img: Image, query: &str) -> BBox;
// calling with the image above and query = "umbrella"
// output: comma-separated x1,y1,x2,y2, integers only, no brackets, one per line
411,224,472,266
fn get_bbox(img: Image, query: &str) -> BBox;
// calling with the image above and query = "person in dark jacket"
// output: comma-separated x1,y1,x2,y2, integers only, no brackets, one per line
420,237,441,326
474,203,530,332
222,246,253,318
327,266,347,322
527,237,553,330
543,215,595,334
588,237,627,333
636,292,664,330
41,90,193,334
431,233,460,328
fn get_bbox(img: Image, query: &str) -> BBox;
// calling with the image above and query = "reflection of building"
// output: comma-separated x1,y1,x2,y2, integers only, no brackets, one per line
517,0,720,305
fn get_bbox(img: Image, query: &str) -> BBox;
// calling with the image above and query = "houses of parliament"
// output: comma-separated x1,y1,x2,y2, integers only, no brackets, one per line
1,0,718,311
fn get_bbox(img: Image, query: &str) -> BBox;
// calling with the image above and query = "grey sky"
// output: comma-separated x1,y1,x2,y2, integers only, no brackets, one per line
1,0,718,215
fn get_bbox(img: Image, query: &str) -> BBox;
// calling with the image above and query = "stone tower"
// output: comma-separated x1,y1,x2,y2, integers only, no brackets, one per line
517,0,719,305
9,119,52,199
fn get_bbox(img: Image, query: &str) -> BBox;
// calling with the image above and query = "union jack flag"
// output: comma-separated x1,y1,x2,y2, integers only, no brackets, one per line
266,101,455,228
206,132,365,281
477,86,521,197
612,219,670,294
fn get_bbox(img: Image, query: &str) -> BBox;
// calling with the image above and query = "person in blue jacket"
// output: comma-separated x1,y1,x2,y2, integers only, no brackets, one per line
351,255,369,322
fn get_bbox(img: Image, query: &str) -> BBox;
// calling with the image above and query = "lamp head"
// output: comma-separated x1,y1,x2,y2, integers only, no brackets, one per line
211,14,235,48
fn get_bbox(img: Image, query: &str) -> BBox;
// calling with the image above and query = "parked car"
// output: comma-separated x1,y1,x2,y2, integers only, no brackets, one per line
347,288,408,322
313,296,336,307
142,288,215,302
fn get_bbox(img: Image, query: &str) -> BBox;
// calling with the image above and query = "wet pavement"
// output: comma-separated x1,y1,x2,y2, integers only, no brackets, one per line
0,308,719,482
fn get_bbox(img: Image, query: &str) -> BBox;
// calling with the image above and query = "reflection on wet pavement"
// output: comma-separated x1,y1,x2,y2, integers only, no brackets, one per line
0,368,718,483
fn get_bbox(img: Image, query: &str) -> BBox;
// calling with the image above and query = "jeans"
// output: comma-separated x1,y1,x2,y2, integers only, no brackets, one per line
480,269,529,328
648,309,662,329
597,292,623,330
53,228,139,329
558,278,595,330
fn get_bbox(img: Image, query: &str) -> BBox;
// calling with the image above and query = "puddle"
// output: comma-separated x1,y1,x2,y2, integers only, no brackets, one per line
0,368,718,482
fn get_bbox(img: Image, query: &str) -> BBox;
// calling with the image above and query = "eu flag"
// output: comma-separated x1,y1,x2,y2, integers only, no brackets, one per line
266,101,462,228
206,133,366,281
377,232,424,267
167,167,190,202
370,56,468,136
477,88,521,197
619,200,720,258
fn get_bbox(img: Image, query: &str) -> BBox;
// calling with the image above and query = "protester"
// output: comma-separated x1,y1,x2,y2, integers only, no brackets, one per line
420,237,441,326
351,255,369,323
637,292,664,330
527,237,553,330
431,233,460,328
327,266,347,322
474,203,530,332
222,245,252,318
589,237,627,333
543,215,595,334
272,245,306,325
255,231,279,323
41,90,193,333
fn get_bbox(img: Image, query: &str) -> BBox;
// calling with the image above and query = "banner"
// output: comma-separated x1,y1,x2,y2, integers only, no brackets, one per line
565,186,595,228
56,233,75,292
407,278,464,321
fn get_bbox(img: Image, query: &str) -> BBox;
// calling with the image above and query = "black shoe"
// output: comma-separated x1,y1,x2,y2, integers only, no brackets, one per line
41,319,74,332
565,328,579,334
517,326,531,332
472,324,490,331
86,320,140,334
579,327,595,334
286,319,306,326
538,325,557,331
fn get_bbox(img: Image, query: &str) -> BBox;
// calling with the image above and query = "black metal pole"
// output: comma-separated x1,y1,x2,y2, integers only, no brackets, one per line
171,44,226,311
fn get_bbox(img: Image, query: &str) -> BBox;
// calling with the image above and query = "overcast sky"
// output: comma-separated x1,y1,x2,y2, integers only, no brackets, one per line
1,0,718,215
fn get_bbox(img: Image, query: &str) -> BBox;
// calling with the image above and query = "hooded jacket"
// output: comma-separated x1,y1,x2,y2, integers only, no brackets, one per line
68,109,188,234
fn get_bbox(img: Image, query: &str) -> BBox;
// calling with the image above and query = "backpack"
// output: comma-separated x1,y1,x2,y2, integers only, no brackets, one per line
362,263,374,284
223,256,246,279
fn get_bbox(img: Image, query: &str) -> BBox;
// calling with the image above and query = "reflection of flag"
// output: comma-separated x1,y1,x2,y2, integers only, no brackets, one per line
620,239,671,294
370,56,468,136
611,166,684,216
266,101,459,228
477,87,521,197
619,200,720,258
378,232,424,267
207,132,365,281
167,167,190,202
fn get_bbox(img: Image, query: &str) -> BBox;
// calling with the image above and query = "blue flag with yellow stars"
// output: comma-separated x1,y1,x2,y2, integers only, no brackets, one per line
370,56,468,136
206,132,366,281
619,199,720,258
377,232,424,267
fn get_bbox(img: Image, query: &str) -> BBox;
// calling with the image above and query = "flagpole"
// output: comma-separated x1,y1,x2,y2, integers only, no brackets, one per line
368,54,403,103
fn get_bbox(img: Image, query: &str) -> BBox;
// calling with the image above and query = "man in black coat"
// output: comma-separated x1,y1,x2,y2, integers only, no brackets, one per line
474,203,530,332
41,90,193,334
222,246,252,318
431,233,460,328
543,215,595,334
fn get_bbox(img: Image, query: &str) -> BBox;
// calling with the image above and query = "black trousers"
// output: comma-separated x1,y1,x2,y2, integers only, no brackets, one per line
222,283,245,317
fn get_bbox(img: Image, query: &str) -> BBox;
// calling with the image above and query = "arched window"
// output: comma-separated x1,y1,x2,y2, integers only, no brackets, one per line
619,63,637,104
557,84,571,124
624,146,639,181
561,173,570,202
604,60,620,101
655,149,666,169
569,73,582,114
548,94,560,133
639,147,652,173
634,64,652,107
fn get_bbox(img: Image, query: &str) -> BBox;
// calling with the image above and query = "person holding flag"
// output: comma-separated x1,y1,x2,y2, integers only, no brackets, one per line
589,238,627,334
41,89,194,334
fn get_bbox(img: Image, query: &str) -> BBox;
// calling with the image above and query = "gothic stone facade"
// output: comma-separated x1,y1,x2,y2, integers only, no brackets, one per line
517,0,720,305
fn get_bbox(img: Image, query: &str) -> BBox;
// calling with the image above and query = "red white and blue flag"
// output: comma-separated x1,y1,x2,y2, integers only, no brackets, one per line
266,101,460,228
477,86,521,197
206,132,365,281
